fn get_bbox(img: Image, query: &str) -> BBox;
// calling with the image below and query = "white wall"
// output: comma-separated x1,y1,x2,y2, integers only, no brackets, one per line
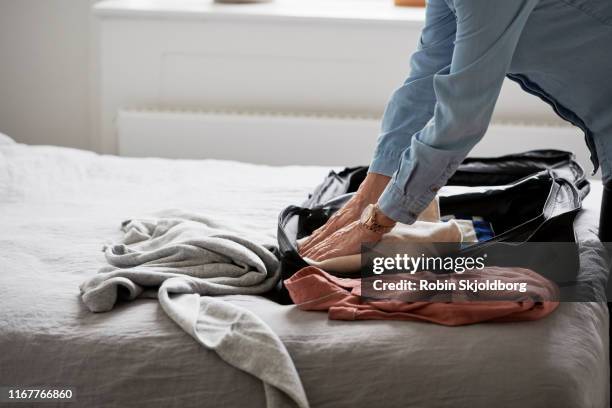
0,0,595,177
0,0,94,149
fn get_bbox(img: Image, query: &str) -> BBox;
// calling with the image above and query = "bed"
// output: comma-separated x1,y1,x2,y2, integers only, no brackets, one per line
0,137,609,408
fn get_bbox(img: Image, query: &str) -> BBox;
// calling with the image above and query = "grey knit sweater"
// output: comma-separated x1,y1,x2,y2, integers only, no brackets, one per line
80,210,309,408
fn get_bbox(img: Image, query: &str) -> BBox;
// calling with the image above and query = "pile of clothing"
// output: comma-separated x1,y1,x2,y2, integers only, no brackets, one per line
80,210,309,408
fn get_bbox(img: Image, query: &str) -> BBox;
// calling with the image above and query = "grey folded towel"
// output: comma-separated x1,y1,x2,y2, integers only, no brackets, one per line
80,210,309,408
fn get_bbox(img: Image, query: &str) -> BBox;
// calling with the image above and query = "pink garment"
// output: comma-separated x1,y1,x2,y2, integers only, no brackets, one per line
285,266,559,326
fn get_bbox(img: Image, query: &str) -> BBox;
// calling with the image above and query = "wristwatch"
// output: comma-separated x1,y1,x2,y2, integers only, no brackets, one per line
359,204,396,234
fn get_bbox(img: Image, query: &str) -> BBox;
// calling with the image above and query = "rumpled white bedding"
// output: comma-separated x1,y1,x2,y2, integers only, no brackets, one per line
0,138,609,408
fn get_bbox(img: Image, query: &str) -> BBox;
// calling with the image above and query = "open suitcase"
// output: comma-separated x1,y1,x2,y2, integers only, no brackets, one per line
275,150,590,304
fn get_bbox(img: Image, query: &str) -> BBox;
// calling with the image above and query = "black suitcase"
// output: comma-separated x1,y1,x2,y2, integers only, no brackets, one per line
274,150,589,304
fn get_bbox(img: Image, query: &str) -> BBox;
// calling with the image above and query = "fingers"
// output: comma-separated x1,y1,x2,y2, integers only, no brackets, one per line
299,196,365,255
304,235,349,261
310,247,341,262
300,242,320,260
303,243,335,262
301,234,331,260
299,215,341,253
299,225,329,253
302,220,367,261
299,228,326,254
302,228,346,261
300,204,356,252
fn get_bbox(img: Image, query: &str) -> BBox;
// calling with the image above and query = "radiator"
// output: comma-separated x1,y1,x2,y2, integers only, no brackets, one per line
117,109,591,170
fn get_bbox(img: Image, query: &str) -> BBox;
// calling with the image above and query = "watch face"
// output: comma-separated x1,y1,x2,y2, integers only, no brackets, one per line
360,204,375,225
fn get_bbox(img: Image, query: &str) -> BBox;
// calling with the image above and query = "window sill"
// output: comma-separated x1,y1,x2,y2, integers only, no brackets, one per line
93,0,426,26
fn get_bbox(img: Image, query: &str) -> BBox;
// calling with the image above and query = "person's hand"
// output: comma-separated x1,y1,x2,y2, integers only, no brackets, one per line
298,173,391,254
300,220,384,261
298,193,367,253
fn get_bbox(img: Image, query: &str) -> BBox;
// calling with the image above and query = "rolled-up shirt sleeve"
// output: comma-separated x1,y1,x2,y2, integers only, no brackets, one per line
377,0,538,224
369,0,456,176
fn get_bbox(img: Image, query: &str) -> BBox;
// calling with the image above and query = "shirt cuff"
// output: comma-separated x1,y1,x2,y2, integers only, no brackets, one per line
368,149,402,177
377,138,462,224
377,181,434,224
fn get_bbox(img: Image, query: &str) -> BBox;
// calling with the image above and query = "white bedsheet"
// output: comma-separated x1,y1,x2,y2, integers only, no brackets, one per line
0,140,609,408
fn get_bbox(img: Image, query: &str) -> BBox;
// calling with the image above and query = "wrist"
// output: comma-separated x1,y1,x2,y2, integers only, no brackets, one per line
360,204,396,234
356,173,391,203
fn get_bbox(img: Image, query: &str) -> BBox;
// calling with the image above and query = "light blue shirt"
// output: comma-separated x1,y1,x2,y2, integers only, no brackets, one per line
372,0,612,223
